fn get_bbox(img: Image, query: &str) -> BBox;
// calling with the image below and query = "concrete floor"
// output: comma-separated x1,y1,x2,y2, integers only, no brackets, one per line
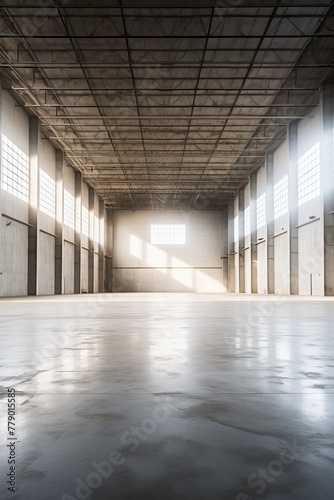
1,293,334,500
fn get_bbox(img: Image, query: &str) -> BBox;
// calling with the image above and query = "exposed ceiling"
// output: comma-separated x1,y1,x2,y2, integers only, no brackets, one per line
0,1,334,210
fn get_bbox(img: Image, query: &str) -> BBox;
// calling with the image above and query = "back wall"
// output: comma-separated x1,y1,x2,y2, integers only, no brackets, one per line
112,210,224,293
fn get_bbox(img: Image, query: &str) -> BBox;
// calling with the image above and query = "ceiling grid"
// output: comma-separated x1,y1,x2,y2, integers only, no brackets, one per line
0,0,333,209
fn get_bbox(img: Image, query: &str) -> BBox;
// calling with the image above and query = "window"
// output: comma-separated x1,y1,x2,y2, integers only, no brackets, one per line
244,206,250,237
151,224,185,244
64,189,75,229
234,215,239,243
274,175,288,219
39,169,56,218
82,206,89,237
256,193,266,230
298,142,320,206
1,134,29,202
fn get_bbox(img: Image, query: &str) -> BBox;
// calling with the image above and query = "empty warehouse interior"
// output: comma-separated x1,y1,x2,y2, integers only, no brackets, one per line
1,2,334,499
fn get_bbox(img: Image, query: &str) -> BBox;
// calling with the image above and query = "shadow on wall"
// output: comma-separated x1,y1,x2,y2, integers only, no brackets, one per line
112,234,224,293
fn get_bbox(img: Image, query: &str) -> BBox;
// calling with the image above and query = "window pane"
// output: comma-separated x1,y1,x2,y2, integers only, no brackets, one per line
39,170,56,218
1,134,29,203
64,189,75,229
274,175,288,219
298,142,320,206
151,225,185,244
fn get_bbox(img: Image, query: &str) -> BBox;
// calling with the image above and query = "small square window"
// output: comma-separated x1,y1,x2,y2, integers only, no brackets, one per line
151,225,186,245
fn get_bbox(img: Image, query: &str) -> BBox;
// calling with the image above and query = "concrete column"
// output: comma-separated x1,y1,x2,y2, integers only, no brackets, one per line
288,121,299,295
0,78,2,223
221,206,229,292
322,81,334,296
88,187,95,293
266,153,275,294
228,200,235,293
250,173,257,293
98,199,105,293
104,209,113,292
74,171,82,294
238,188,245,293
28,116,40,295
55,149,64,294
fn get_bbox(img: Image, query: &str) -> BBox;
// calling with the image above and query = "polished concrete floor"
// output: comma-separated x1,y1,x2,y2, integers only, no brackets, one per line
1,293,334,500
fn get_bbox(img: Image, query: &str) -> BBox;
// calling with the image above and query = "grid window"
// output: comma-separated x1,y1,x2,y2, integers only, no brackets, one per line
274,175,289,219
234,215,239,243
244,206,250,237
64,189,75,229
298,142,320,206
151,225,185,244
39,169,56,218
1,134,29,202
256,193,266,230
82,206,89,237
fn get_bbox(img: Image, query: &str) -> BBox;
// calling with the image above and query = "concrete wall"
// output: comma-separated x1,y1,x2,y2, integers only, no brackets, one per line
256,166,267,294
228,98,333,296
227,202,235,293
2,91,29,152
113,210,223,293
38,231,55,295
81,249,89,292
105,210,113,292
64,241,75,294
38,137,56,295
0,89,107,297
64,164,75,241
94,251,99,292
81,183,89,292
221,206,229,293
0,217,28,296
297,109,324,296
244,183,251,294
0,91,30,296
63,164,76,294
93,192,100,293
233,197,239,293
273,141,290,295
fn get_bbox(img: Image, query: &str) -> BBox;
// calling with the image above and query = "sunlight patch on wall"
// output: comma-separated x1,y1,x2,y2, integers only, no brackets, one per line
146,243,168,273
130,234,143,260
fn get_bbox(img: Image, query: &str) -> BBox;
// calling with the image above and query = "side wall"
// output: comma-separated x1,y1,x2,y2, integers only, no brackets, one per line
273,141,290,295
0,92,29,296
227,87,334,296
0,89,108,296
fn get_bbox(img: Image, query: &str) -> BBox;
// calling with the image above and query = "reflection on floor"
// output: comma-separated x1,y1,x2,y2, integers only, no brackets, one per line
0,293,334,500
